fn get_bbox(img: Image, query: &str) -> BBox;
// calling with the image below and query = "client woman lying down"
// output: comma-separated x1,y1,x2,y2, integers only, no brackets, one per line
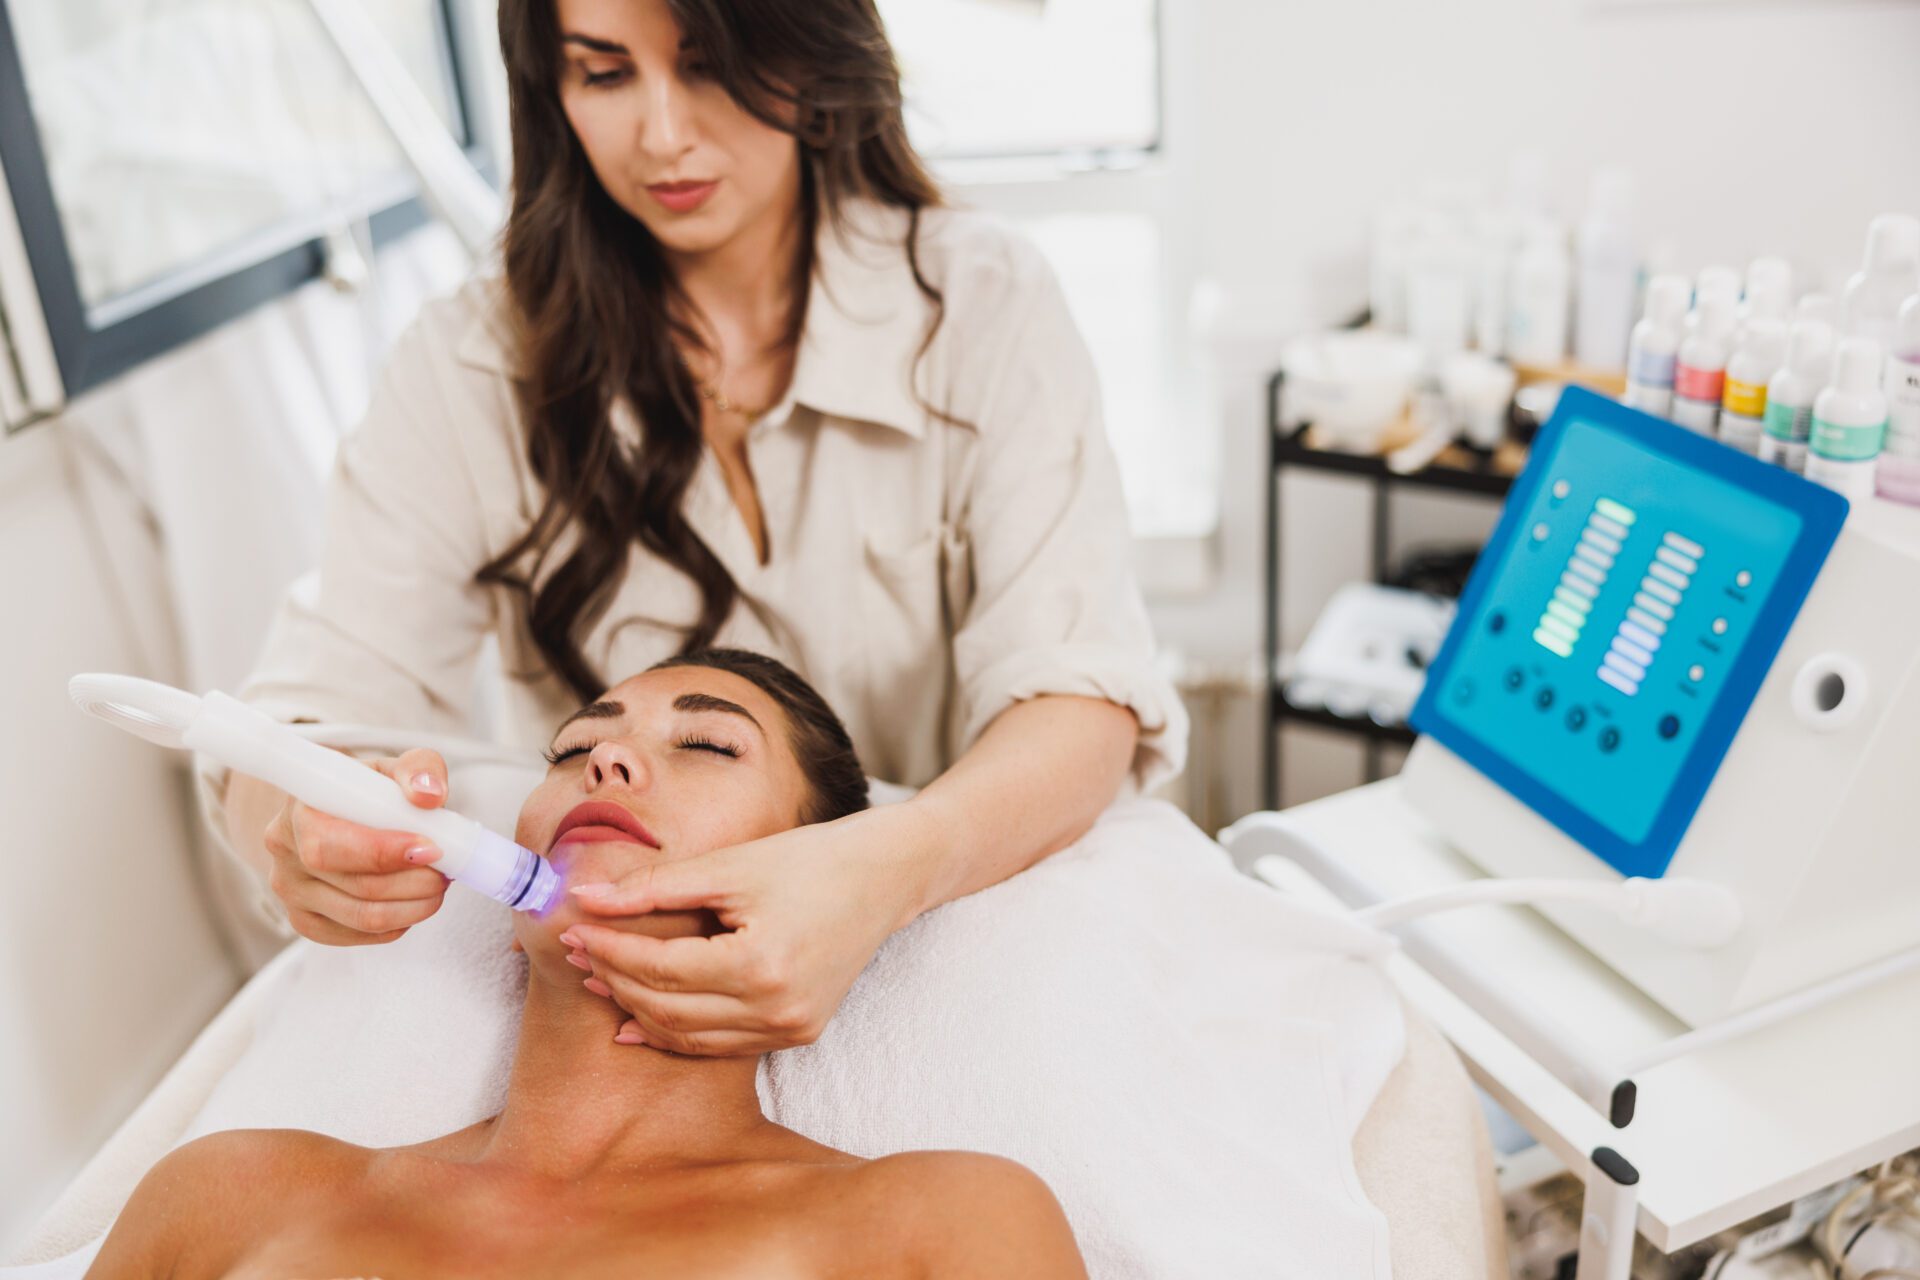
91,649,1087,1278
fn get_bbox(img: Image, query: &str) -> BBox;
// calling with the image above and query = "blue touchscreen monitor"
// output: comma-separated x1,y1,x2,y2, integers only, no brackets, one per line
1410,387,1848,878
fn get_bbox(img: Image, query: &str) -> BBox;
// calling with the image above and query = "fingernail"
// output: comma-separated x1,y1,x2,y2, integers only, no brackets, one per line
613,1031,645,1046
558,929,584,949
410,771,444,796
564,951,592,972
583,977,612,998
570,883,612,899
404,844,440,864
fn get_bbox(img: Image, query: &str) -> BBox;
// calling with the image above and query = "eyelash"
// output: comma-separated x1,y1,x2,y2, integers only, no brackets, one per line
576,56,709,89
542,735,741,766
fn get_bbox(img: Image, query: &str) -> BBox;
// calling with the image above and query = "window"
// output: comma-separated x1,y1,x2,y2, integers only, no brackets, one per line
878,0,1213,561
0,0,490,415
877,0,1159,162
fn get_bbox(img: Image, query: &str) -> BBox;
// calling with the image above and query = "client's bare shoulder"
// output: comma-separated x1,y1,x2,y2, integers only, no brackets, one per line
87,1128,370,1279
849,1150,1088,1278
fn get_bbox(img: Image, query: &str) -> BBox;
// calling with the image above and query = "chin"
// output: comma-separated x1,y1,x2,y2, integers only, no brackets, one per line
624,202,746,257
536,898,722,944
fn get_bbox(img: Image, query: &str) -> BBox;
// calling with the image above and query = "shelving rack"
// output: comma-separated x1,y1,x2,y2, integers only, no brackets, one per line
1261,368,1518,810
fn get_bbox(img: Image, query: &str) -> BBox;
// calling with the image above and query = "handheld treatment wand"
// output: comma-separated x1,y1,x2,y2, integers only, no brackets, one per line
69,673,561,914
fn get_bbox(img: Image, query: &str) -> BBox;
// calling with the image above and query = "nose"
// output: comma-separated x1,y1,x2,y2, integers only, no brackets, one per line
637,71,695,164
584,739,649,791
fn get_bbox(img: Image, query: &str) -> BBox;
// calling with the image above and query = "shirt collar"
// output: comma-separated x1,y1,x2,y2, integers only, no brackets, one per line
454,197,932,439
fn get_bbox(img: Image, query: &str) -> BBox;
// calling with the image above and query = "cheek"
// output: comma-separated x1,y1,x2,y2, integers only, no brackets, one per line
707,101,796,197
562,98,630,185
671,790,791,853
514,781,567,850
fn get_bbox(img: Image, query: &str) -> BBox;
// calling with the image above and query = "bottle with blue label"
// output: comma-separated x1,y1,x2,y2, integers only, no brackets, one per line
1623,275,1690,417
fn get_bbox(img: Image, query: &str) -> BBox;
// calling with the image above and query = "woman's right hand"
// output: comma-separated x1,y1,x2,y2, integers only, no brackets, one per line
261,748,453,946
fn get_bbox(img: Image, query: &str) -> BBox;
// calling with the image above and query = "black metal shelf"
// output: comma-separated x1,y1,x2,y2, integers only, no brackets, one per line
1262,367,1519,809
1273,687,1420,745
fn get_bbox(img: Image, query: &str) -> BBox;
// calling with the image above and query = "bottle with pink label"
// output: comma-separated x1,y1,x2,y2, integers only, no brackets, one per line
1879,294,1920,506
1672,294,1736,436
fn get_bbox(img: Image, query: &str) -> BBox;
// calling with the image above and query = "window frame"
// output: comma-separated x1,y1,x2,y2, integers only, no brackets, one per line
0,0,493,404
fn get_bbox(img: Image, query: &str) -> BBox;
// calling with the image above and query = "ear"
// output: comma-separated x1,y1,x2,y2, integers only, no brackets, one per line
510,937,524,953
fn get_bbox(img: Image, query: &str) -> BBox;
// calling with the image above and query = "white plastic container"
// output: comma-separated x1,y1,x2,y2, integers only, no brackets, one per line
1573,168,1638,370
1507,219,1570,366
1622,274,1691,417
1370,204,1419,332
1695,265,1742,313
1841,213,1920,348
1441,351,1517,449
1718,318,1787,456
1761,319,1835,474
1471,210,1515,356
1740,256,1793,325
1406,215,1474,363
1877,294,1920,506
1671,295,1736,436
1796,294,1838,327
1807,338,1889,506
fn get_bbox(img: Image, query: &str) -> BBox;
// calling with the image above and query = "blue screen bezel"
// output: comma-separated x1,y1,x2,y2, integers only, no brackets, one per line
1409,386,1849,878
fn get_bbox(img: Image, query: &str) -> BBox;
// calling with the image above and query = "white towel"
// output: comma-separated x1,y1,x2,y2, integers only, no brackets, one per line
12,796,1402,1278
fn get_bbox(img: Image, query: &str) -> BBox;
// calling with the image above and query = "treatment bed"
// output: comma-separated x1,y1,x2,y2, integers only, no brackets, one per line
8,729,1506,1278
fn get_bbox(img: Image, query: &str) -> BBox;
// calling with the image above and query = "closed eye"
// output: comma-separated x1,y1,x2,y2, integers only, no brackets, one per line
541,736,741,767
543,741,592,767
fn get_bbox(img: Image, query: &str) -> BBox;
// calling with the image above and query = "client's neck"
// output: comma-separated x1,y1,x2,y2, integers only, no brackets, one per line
478,959,774,1178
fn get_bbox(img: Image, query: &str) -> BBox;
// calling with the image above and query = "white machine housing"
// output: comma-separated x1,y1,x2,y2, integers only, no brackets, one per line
1404,497,1920,1027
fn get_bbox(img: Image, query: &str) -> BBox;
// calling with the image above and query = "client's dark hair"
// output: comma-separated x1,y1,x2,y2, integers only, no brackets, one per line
647,648,870,825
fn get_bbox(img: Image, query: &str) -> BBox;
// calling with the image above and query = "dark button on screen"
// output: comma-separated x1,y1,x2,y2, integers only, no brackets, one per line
1658,714,1681,740
1599,726,1622,753
1566,706,1587,732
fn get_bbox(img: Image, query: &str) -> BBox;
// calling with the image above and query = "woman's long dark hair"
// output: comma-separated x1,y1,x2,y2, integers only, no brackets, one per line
477,0,947,706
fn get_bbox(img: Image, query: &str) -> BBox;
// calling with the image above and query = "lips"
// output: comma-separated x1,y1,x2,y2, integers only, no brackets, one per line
646,179,717,213
553,800,660,851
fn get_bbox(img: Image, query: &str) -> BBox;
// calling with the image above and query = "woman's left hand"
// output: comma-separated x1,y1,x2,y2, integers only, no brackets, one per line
560,801,943,1056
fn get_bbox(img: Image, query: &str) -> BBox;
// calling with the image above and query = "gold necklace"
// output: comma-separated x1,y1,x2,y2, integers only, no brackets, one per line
695,377,773,421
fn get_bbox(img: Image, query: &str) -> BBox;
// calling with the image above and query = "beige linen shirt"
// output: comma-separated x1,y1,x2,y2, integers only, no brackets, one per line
194,199,1188,930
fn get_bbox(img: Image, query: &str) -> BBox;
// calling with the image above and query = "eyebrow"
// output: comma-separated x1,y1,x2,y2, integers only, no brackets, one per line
673,692,762,734
561,33,629,54
560,33,696,55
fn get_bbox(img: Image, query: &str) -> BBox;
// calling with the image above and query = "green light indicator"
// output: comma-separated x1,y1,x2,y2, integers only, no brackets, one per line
1546,599,1586,630
1595,497,1637,526
1533,628,1574,658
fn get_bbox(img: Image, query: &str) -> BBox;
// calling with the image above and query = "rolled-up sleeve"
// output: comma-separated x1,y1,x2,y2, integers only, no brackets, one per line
949,250,1189,793
191,306,498,918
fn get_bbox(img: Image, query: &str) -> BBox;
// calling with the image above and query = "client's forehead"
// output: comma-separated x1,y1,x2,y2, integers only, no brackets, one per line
580,665,781,736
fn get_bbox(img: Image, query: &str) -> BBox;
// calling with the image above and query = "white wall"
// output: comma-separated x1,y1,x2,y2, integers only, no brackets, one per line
1148,0,1920,821
0,424,235,1249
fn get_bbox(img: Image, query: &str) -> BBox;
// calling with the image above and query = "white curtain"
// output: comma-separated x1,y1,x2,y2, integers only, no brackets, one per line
55,221,474,965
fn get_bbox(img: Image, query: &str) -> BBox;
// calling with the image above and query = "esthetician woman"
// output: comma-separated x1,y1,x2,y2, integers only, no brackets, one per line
205,0,1187,1058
